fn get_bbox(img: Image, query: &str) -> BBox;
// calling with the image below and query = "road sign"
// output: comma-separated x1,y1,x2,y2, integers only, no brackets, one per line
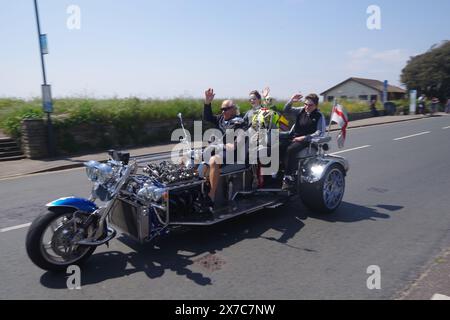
410,90,417,114
383,80,388,103
42,84,53,113
39,34,48,54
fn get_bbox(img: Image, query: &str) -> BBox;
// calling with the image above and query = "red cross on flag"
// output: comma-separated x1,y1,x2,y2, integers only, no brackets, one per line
330,103,349,149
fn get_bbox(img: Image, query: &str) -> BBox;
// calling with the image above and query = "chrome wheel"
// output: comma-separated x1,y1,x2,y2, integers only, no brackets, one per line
39,214,92,266
322,168,345,210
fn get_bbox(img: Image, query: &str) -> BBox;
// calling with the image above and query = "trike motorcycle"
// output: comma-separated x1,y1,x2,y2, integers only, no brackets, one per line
26,114,349,271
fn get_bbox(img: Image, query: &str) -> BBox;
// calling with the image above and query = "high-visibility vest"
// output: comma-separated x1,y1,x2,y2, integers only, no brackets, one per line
251,107,289,131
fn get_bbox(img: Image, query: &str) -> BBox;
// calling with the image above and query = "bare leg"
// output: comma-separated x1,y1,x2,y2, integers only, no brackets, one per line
208,156,221,201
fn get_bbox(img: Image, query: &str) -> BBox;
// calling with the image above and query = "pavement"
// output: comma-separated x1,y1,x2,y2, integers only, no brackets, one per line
0,113,440,180
0,142,181,179
1,112,450,299
397,246,450,300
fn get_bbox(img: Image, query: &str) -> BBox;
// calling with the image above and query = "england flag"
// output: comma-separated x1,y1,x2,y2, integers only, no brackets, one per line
330,102,349,149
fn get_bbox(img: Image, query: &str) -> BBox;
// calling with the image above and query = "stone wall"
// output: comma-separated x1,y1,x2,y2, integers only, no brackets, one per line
21,119,48,159
20,112,385,157
53,119,200,155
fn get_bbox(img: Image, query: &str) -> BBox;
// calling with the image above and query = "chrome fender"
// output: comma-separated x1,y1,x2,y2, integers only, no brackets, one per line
46,196,98,214
300,155,349,184
45,197,113,247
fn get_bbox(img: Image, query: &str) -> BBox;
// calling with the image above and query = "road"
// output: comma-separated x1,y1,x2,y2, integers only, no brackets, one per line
1,115,449,299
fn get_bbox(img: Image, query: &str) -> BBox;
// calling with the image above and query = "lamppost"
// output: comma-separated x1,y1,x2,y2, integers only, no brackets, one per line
33,0,55,157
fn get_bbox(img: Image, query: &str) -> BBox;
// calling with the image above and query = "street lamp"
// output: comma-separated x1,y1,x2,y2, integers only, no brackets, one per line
33,0,55,157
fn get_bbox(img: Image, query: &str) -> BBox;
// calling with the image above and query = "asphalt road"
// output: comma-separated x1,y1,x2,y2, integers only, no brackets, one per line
1,115,449,299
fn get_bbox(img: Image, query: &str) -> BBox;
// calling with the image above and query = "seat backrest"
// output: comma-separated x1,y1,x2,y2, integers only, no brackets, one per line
296,146,318,159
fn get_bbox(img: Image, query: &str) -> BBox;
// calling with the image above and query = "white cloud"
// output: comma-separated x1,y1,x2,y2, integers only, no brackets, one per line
347,47,410,71
348,47,372,60
371,49,409,64
345,48,412,85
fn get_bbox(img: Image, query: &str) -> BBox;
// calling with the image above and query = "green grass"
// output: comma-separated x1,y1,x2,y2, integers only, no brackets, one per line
0,97,394,154
0,97,386,139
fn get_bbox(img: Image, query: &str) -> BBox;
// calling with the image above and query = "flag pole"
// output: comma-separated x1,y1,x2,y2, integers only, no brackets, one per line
328,98,337,136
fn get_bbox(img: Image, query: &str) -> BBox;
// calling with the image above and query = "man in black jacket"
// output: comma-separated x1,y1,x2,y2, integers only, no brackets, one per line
202,88,245,208
282,93,326,190
203,88,242,133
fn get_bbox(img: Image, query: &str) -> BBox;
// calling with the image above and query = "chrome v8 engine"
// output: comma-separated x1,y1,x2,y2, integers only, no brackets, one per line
143,161,200,186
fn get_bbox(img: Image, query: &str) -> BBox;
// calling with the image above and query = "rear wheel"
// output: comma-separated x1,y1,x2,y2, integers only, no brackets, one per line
26,210,97,272
298,163,345,214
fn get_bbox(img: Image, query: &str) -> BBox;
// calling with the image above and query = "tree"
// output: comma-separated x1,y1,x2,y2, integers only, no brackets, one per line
401,41,450,100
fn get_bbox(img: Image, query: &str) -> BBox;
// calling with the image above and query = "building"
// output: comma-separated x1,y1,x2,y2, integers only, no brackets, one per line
321,77,407,102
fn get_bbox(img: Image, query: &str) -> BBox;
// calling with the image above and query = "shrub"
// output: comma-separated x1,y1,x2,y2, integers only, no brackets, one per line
0,97,382,153
0,104,44,137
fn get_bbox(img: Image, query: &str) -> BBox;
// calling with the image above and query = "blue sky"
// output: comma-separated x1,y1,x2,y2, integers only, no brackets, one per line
1,0,449,99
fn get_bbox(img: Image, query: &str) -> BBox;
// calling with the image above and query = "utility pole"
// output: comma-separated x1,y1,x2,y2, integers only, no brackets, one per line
33,0,55,157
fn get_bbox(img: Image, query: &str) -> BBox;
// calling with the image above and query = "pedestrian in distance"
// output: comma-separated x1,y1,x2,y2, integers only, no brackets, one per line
445,98,450,114
418,94,426,115
430,97,439,115
369,99,379,117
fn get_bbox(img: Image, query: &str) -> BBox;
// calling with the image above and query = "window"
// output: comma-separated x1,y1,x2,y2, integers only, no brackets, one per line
370,95,378,102
359,95,368,101
327,96,334,102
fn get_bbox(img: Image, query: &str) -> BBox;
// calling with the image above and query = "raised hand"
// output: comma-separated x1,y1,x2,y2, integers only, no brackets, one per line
205,88,215,104
289,93,303,104
262,87,270,98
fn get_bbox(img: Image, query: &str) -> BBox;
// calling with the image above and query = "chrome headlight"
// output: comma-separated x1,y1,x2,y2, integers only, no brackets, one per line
85,160,100,182
311,165,325,177
137,183,167,202
97,163,114,184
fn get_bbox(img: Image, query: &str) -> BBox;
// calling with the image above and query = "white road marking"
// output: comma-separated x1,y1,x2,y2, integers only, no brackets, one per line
0,223,32,233
393,131,431,141
344,115,439,131
431,293,450,300
442,126,450,130
330,145,371,155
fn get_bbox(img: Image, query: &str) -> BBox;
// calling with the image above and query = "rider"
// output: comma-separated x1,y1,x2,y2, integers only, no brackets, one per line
202,88,245,209
282,93,326,190
243,89,268,129
252,87,290,132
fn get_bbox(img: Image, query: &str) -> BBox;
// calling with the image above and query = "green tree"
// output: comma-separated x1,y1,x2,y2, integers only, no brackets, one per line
401,40,450,100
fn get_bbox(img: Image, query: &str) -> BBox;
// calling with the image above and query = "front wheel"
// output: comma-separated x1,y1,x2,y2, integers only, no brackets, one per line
298,163,346,214
26,210,97,272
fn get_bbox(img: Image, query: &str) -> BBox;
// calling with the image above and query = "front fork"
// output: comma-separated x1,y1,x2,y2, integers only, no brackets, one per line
78,199,118,246
85,161,137,243
73,206,117,247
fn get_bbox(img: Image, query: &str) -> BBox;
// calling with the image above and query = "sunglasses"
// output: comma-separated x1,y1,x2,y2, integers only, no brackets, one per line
221,106,235,112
